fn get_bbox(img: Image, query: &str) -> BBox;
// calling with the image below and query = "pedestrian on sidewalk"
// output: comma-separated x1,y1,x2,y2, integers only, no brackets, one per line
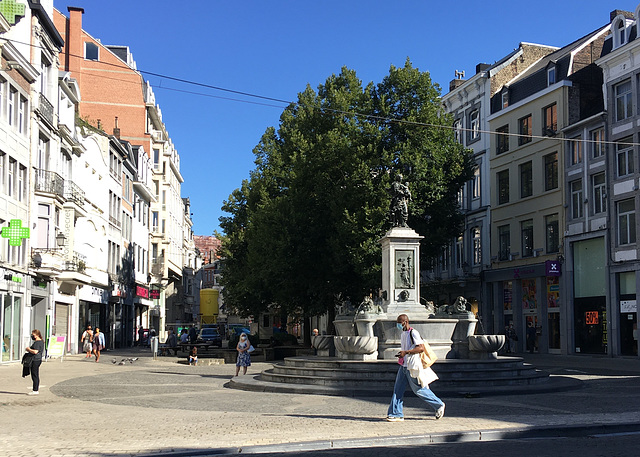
92,327,106,362
386,314,445,422
526,321,536,353
81,325,93,358
188,347,198,366
506,322,518,353
235,333,251,376
23,329,45,395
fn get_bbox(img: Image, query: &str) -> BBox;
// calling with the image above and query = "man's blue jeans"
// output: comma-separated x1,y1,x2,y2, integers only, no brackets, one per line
387,366,444,418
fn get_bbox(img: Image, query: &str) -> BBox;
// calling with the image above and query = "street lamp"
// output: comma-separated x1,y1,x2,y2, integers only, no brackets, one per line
56,232,66,247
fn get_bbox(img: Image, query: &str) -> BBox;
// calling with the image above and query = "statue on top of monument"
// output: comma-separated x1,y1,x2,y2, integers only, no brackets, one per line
389,173,411,227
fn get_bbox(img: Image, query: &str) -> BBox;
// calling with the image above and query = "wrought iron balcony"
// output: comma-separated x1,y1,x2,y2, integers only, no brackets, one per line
39,93,54,125
34,169,64,197
64,180,85,207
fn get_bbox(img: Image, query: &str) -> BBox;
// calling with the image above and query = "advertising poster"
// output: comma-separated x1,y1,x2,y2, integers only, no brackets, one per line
522,279,537,310
47,336,66,359
547,276,560,308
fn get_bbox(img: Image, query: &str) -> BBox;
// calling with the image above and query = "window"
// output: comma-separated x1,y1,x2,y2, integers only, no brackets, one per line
496,125,509,154
453,119,462,144
18,96,26,134
592,173,606,214
547,67,556,86
0,152,4,194
615,80,632,122
497,170,509,204
618,199,636,245
471,166,480,199
518,115,532,145
455,236,464,269
7,157,16,197
568,137,582,165
8,87,15,126
469,109,479,141
440,245,450,271
544,152,558,191
498,225,510,261
0,78,4,120
521,220,534,257
18,165,26,202
472,228,481,266
85,42,99,61
616,138,634,177
543,103,557,135
153,149,160,169
501,90,509,109
571,179,583,219
614,18,627,48
152,212,159,232
520,161,533,198
591,128,605,158
545,214,559,254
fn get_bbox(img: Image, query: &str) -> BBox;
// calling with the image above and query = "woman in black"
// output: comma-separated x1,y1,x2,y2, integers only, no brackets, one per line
25,329,44,395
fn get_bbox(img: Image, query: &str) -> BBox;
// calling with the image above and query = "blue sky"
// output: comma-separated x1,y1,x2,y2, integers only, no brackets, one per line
53,0,637,235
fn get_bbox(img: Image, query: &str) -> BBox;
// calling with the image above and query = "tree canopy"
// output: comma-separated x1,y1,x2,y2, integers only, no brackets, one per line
219,60,474,321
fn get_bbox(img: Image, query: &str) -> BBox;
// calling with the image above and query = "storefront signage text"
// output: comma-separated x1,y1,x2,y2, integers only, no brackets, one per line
136,285,149,299
585,311,599,325
150,289,160,299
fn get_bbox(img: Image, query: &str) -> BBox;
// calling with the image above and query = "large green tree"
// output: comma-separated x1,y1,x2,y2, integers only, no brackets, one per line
219,60,474,326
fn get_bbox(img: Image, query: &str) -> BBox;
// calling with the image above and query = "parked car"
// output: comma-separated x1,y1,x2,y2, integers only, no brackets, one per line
197,328,222,347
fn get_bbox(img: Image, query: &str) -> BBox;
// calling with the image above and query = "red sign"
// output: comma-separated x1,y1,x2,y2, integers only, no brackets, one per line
136,285,149,299
149,289,160,300
586,311,599,325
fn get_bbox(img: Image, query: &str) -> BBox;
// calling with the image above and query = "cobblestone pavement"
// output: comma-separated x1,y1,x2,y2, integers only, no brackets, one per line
1,349,640,456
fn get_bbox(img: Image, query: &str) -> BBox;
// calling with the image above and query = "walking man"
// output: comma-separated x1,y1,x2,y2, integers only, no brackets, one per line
386,314,445,421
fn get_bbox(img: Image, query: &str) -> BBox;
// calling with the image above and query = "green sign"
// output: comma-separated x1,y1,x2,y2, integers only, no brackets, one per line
1,219,29,246
0,0,26,25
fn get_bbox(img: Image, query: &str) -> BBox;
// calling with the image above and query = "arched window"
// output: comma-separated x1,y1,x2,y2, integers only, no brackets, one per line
612,16,627,49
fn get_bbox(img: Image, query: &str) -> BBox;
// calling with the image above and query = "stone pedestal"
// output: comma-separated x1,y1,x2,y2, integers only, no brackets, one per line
380,227,429,320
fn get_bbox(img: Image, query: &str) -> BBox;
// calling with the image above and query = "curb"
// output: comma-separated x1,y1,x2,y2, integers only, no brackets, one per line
136,421,640,456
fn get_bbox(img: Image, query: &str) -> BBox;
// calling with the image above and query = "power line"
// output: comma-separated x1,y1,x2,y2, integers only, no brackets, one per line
1,36,636,148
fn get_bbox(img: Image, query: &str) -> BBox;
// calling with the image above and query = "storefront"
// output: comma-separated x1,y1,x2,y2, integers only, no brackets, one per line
78,285,109,353
1,271,28,363
133,284,151,345
572,238,607,355
617,271,638,356
485,260,562,354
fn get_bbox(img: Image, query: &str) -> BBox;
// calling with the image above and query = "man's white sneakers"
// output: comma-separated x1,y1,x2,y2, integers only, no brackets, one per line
435,403,445,419
385,416,404,422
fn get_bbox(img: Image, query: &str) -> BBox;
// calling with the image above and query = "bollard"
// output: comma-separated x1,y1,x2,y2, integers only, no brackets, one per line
151,336,159,360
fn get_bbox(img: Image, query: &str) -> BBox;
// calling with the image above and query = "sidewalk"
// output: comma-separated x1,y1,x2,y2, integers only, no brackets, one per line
1,349,639,456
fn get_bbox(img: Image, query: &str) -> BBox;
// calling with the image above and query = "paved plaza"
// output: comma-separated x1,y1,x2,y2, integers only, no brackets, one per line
2,348,640,456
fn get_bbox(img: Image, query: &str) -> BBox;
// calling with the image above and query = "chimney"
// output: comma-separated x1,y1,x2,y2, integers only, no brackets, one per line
449,79,466,92
476,63,491,74
610,9,634,21
113,116,121,139
66,7,85,74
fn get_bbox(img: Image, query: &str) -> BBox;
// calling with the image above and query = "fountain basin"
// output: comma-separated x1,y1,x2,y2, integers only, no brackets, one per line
311,335,335,357
468,335,505,359
334,336,378,360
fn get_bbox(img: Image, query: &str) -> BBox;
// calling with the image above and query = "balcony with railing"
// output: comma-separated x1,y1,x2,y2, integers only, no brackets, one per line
64,180,85,207
34,169,64,197
38,93,54,125
34,169,85,208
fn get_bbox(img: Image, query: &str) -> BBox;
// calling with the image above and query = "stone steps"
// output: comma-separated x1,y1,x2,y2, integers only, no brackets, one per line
225,355,583,396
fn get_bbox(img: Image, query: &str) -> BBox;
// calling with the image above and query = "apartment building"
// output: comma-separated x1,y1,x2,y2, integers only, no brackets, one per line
595,8,640,357
437,43,556,333
55,6,189,340
485,26,609,354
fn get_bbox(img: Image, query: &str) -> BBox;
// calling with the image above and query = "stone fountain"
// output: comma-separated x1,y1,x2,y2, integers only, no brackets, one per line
225,174,578,397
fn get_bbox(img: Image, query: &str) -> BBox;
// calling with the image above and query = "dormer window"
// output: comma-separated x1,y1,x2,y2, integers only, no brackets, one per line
501,88,509,109
547,67,556,86
85,42,99,61
612,15,628,49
